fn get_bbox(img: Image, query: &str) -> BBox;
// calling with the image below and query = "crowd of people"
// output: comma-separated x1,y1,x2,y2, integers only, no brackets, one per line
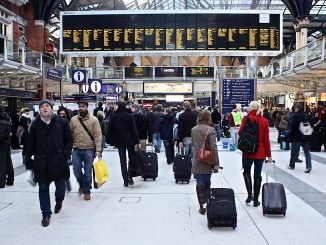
0,99,325,227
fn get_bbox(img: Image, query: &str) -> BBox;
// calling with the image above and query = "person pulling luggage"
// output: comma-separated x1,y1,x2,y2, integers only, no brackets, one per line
238,101,272,207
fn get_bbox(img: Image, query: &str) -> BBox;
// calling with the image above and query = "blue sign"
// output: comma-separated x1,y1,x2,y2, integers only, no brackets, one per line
197,97,211,107
82,79,104,94
46,67,62,81
72,69,87,84
222,79,255,115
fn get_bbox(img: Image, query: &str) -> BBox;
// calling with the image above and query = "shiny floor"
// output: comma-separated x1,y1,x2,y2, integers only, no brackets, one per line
1,128,326,245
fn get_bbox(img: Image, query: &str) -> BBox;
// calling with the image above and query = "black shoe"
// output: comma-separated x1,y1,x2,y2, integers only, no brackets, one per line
254,200,261,207
0,185,5,189
124,180,129,187
41,217,50,227
66,180,72,192
304,168,312,173
296,159,303,163
128,177,134,186
5,181,13,186
54,202,62,214
288,165,295,170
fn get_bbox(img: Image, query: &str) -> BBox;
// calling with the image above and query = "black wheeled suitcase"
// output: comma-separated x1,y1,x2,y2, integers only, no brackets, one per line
131,149,145,177
207,168,237,229
262,160,287,216
141,146,158,181
173,148,192,184
310,130,322,152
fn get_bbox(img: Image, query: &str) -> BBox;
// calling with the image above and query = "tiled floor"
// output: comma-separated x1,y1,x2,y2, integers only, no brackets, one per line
1,128,326,245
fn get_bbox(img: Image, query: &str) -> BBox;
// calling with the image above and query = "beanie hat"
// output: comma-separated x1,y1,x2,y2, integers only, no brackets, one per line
39,99,54,109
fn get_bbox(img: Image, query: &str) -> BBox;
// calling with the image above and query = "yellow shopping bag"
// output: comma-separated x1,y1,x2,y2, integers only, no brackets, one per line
93,158,109,189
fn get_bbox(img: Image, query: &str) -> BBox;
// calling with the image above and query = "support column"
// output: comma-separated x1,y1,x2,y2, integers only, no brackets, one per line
171,56,178,66
294,23,301,50
134,56,141,66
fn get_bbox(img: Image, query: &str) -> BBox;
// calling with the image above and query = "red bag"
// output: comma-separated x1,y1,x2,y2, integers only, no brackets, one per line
196,128,217,165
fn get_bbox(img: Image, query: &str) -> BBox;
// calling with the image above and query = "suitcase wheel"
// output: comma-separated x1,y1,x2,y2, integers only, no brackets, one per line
153,178,156,181
233,226,236,230
208,224,212,230
144,178,147,181
187,181,190,184
283,213,286,217
175,180,178,184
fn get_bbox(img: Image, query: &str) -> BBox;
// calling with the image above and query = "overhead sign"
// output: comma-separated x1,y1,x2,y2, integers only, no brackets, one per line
144,82,193,94
197,97,211,107
155,67,183,77
222,79,255,114
72,69,87,84
46,67,63,81
125,67,153,78
114,85,123,94
82,79,102,94
289,93,295,99
61,10,282,56
186,67,214,78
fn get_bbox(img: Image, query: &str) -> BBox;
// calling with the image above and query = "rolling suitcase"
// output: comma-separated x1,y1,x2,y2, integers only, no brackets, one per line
173,148,192,184
310,130,322,152
141,146,158,181
262,160,287,216
207,167,237,229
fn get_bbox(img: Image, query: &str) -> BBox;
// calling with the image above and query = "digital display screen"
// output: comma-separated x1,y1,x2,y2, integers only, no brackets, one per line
125,67,153,78
186,67,214,78
62,12,281,53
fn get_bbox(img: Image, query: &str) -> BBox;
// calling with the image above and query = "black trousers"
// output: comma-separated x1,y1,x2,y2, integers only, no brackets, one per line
163,140,174,164
118,145,135,182
0,143,14,186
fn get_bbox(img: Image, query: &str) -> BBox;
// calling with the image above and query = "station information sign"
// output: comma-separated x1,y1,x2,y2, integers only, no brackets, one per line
61,10,282,55
186,67,214,78
125,67,153,78
155,67,184,77
222,79,255,114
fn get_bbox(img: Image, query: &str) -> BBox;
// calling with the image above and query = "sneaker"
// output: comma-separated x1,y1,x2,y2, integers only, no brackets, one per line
304,168,312,173
84,194,91,201
78,187,83,195
54,202,62,214
41,217,50,227
66,180,72,192
288,165,295,170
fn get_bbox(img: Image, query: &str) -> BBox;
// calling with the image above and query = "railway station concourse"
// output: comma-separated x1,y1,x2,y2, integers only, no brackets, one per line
1,0,326,244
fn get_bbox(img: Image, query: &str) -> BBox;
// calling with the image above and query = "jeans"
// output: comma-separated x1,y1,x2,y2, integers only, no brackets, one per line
214,123,221,142
231,127,239,145
183,137,192,158
72,149,95,195
243,158,264,178
38,177,65,217
101,135,106,151
118,145,135,182
0,144,14,186
195,174,211,186
290,142,312,169
163,140,174,164
152,133,162,151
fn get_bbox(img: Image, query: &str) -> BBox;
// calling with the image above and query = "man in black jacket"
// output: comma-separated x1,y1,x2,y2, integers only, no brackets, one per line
288,104,312,173
107,101,140,187
0,106,14,188
178,101,197,157
131,104,152,151
93,102,104,117
150,104,164,153
26,100,73,227
211,106,222,141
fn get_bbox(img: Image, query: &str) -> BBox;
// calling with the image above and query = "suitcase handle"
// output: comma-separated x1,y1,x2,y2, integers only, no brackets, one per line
177,147,186,156
264,160,276,183
211,166,224,188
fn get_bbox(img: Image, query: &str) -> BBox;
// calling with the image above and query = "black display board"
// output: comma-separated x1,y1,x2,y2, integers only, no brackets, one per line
186,67,214,78
61,11,281,53
155,67,183,77
125,67,153,78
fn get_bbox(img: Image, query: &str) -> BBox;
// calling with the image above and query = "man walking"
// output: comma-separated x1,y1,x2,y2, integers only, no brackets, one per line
0,105,14,188
178,101,197,157
25,100,73,227
70,101,102,200
150,104,164,153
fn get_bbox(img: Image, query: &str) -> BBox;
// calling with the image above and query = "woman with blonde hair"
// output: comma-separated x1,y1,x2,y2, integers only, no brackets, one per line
238,101,272,207
191,110,219,214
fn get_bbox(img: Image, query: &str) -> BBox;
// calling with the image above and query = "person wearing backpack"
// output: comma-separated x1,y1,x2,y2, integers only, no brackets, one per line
238,101,272,207
288,104,312,173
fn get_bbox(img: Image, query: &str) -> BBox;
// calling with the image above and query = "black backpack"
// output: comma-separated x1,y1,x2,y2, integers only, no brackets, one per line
238,116,259,153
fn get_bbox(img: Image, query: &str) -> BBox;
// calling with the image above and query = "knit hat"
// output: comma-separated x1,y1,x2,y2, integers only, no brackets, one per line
39,99,54,109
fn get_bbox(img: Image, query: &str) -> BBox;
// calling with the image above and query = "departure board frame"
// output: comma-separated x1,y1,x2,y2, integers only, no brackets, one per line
60,10,283,56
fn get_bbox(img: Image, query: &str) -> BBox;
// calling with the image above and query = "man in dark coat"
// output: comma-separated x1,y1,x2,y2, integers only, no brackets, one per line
107,101,139,187
158,108,175,164
0,106,14,188
150,104,164,153
26,100,73,227
211,106,222,141
288,104,312,173
93,101,104,117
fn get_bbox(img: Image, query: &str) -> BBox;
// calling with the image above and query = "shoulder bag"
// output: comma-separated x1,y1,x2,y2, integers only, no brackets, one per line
196,128,217,165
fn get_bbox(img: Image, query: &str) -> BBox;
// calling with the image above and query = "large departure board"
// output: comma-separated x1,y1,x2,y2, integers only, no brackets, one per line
61,10,282,55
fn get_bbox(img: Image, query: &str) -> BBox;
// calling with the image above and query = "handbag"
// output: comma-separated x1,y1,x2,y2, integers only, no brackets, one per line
196,128,217,165
92,157,109,189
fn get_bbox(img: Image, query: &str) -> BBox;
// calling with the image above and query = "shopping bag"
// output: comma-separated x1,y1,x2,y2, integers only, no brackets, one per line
92,157,109,189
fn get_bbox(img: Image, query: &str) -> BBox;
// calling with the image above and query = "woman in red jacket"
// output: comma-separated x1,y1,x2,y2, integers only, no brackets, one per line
238,101,272,207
